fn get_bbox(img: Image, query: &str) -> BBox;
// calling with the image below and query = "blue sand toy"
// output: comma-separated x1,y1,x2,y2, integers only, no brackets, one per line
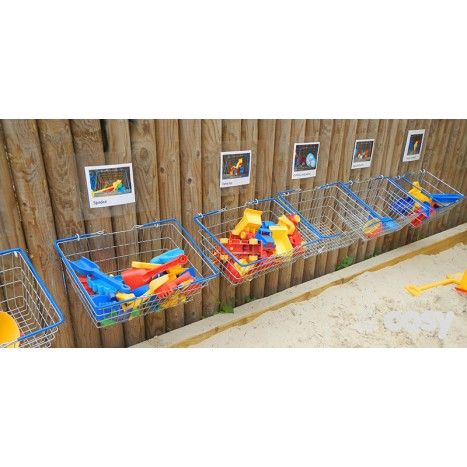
255,221,275,249
150,248,185,265
87,275,127,296
133,284,150,297
430,193,464,205
70,257,131,293
91,295,122,321
392,197,415,216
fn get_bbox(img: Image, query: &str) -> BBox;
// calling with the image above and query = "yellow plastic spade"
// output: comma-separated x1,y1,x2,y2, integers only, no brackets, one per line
408,181,432,205
0,311,21,348
116,275,170,311
405,271,463,297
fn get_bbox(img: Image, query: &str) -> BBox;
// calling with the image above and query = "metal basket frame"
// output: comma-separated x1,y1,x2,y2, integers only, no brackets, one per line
54,218,219,328
391,169,464,224
194,197,321,285
0,248,64,348
277,182,382,252
339,175,420,234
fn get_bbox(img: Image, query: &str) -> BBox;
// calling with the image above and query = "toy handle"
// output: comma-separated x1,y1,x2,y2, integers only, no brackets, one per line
93,269,131,293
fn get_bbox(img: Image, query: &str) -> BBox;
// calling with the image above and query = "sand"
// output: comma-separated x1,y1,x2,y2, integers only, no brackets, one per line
195,243,467,347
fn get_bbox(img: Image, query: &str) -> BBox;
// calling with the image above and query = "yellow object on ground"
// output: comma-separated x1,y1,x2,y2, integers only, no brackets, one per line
454,270,467,293
408,181,432,205
0,311,21,348
231,208,263,236
278,215,296,235
405,270,464,296
269,225,293,255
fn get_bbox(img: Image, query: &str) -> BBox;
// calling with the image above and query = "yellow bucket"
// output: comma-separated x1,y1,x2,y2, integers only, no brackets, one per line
0,311,21,348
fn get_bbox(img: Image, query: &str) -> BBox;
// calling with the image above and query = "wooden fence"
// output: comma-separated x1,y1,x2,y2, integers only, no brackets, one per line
0,119,465,347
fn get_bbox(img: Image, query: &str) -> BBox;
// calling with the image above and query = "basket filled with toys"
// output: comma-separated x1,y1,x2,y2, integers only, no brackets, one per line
277,181,383,250
338,175,420,236
54,219,218,328
0,248,64,348
390,170,464,227
194,198,320,285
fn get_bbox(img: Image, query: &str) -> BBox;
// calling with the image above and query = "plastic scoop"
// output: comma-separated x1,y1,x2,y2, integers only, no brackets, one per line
155,271,195,299
70,257,131,293
0,311,21,347
430,193,464,205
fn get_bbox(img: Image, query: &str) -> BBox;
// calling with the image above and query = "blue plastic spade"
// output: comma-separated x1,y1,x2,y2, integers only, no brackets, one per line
430,193,463,205
91,295,122,320
150,248,185,265
70,257,131,293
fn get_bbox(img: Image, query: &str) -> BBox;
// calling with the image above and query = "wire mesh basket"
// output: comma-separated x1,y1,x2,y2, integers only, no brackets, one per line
390,170,464,227
0,248,64,348
339,176,420,235
54,219,219,328
194,198,321,286
277,182,384,251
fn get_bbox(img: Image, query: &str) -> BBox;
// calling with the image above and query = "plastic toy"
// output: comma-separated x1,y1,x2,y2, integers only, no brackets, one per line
92,179,124,197
405,270,465,296
231,208,263,236
408,181,432,205
255,221,276,249
150,248,185,264
363,218,383,238
87,274,127,296
392,197,415,216
123,254,188,289
90,295,121,320
78,275,94,295
71,257,131,293
0,311,21,347
155,271,195,299
269,225,293,255
430,193,464,205
278,214,299,235
453,271,467,294
219,235,263,259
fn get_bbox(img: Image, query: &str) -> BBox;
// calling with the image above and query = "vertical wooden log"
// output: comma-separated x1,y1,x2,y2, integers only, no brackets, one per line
220,119,241,308
354,119,381,263
2,120,76,348
251,120,276,299
129,119,166,338
288,119,307,287
302,119,333,282
265,119,291,296
334,119,358,268
236,119,258,305
71,119,125,348
155,119,184,331
201,119,222,316
37,119,102,348
179,119,203,324
101,119,145,346
0,124,26,251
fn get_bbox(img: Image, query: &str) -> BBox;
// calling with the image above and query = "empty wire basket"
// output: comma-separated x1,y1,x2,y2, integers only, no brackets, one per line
194,198,320,286
277,182,379,251
339,176,419,236
54,219,219,328
390,170,464,227
0,248,64,348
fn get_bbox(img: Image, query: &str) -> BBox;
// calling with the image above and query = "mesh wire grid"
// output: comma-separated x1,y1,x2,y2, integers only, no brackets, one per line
194,198,322,286
54,219,218,328
340,176,420,234
0,248,64,348
277,182,382,252
391,169,464,225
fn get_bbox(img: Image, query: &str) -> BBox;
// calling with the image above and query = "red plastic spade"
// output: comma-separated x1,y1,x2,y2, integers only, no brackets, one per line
155,271,194,299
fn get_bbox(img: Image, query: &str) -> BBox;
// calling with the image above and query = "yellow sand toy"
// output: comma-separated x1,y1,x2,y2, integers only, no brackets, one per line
231,208,263,236
0,311,21,348
269,225,293,255
116,275,169,312
278,214,298,235
405,270,467,296
408,181,432,205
